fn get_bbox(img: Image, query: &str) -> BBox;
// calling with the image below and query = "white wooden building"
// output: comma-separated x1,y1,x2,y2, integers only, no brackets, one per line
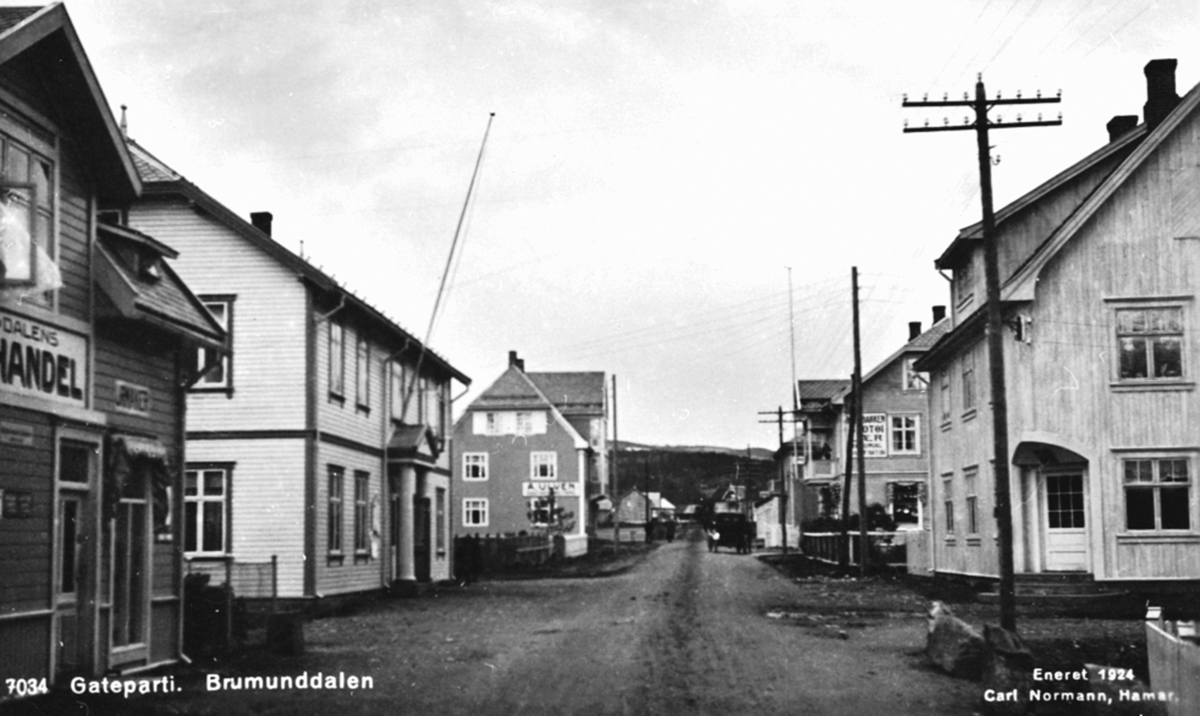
121,142,469,599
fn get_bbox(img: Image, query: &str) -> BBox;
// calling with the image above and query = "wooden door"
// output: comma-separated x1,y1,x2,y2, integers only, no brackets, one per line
1044,472,1088,571
55,440,96,678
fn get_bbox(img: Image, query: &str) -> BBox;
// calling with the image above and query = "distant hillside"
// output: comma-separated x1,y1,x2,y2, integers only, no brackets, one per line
615,440,774,461
612,443,775,509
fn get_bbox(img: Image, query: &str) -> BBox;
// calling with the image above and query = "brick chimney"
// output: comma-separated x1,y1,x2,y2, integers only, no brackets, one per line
250,211,273,236
1106,115,1139,142
908,322,922,341
508,350,524,372
1144,59,1180,131
932,305,946,323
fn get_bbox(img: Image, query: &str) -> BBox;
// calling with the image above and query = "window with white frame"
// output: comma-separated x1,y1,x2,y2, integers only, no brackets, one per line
964,467,979,536
903,358,929,391
194,297,233,390
354,471,369,554
390,361,406,421
184,467,228,555
463,453,488,481
486,412,498,435
531,452,557,480
516,411,533,436
943,475,955,535
355,336,370,409
463,498,488,527
1115,306,1184,381
962,351,976,412
890,415,919,454
1124,457,1191,531
329,322,345,398
328,466,344,554
0,117,58,309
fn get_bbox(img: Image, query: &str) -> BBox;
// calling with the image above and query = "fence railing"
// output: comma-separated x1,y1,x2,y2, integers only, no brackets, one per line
454,533,555,575
1146,607,1200,715
186,555,279,602
800,531,908,567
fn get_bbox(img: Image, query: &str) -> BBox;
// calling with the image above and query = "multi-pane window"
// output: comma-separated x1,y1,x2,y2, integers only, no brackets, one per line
1116,307,1184,380
531,452,557,480
354,471,369,554
328,466,344,553
940,370,951,422
903,358,929,391
463,498,488,527
943,475,955,535
194,298,233,389
329,323,345,397
964,467,979,536
184,468,227,555
356,336,370,408
1124,458,1191,531
889,482,920,526
1047,473,1086,529
486,412,498,435
890,415,919,454
962,352,976,412
463,453,489,481
515,411,533,436
0,121,57,309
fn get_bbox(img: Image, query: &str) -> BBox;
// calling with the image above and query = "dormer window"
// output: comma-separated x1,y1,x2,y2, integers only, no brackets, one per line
138,252,162,282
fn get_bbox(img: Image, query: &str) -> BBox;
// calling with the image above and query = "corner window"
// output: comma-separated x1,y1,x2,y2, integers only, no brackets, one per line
329,322,345,398
0,122,58,309
184,467,228,555
531,452,557,480
1116,307,1184,381
890,415,919,455
328,466,344,554
1124,457,1191,531
194,297,233,391
463,453,489,481
463,498,488,527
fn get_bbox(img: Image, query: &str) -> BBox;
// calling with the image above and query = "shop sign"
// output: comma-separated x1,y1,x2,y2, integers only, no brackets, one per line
862,413,888,458
521,482,580,498
0,420,34,446
0,308,87,407
115,380,151,416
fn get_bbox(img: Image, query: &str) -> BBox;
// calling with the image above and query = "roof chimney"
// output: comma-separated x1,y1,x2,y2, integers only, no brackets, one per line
1106,115,1139,142
250,211,273,236
508,350,524,372
1144,59,1180,131
932,305,946,323
908,321,922,341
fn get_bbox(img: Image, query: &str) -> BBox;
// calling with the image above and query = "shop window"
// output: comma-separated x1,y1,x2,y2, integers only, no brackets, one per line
1124,458,1191,531
328,466,344,554
890,415,919,454
463,498,488,527
194,297,233,391
1115,306,1184,381
463,453,488,481
889,482,920,526
531,452,557,480
184,468,228,555
527,497,553,527
354,471,369,554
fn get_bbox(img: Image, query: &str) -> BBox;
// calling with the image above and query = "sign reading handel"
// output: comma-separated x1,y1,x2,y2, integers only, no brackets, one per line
521,482,580,498
862,413,888,458
0,309,87,407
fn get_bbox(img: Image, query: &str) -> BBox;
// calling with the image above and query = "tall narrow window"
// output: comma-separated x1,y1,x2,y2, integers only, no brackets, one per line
1124,458,1191,531
194,297,233,390
962,351,976,412
436,488,446,553
390,361,407,421
1116,307,1184,381
329,323,345,398
354,471,369,554
355,336,370,409
940,370,951,423
184,468,228,555
943,475,955,535
964,467,979,536
328,466,344,554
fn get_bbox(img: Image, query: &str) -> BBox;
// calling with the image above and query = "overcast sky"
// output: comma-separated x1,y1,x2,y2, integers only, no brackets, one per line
41,0,1200,449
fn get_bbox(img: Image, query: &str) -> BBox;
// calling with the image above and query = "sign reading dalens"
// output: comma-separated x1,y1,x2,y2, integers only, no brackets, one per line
0,308,87,407
522,482,580,498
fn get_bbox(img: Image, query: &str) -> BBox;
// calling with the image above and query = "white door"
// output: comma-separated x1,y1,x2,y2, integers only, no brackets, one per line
1044,472,1088,571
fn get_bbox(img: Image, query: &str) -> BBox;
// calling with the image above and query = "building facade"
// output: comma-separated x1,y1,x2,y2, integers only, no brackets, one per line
122,141,469,598
452,352,605,557
917,59,1200,583
0,5,225,688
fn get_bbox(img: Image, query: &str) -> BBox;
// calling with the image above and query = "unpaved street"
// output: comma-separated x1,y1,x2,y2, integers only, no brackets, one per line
12,532,980,716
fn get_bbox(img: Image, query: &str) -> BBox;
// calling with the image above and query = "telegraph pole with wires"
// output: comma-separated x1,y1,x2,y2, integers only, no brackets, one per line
902,76,1061,631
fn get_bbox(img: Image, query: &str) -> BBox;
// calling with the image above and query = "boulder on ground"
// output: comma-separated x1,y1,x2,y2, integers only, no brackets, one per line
981,625,1033,715
926,601,984,680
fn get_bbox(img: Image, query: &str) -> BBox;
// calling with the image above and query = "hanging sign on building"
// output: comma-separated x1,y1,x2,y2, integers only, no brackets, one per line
114,380,151,416
522,482,580,498
0,308,87,408
862,413,888,458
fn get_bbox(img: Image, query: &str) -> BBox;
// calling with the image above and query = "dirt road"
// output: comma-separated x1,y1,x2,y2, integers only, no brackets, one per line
10,531,981,716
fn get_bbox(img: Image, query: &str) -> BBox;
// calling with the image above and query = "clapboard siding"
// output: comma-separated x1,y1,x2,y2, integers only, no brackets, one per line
315,319,389,448
55,153,91,321
128,200,308,431
187,438,308,598
0,409,54,613
313,441,384,596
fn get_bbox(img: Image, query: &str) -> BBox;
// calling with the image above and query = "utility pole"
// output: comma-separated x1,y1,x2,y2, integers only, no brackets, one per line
839,372,854,571
612,375,620,553
787,266,800,556
903,76,1061,631
852,267,867,578
759,406,803,555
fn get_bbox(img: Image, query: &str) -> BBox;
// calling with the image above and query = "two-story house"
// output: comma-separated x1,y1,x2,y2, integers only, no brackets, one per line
915,59,1200,584
0,4,225,688
119,140,469,599
452,352,605,557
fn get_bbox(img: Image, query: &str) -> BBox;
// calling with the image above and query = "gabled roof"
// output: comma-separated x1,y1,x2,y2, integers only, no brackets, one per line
796,379,849,402
840,317,952,396
526,372,605,415
0,4,139,201
125,140,468,386
462,365,587,448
